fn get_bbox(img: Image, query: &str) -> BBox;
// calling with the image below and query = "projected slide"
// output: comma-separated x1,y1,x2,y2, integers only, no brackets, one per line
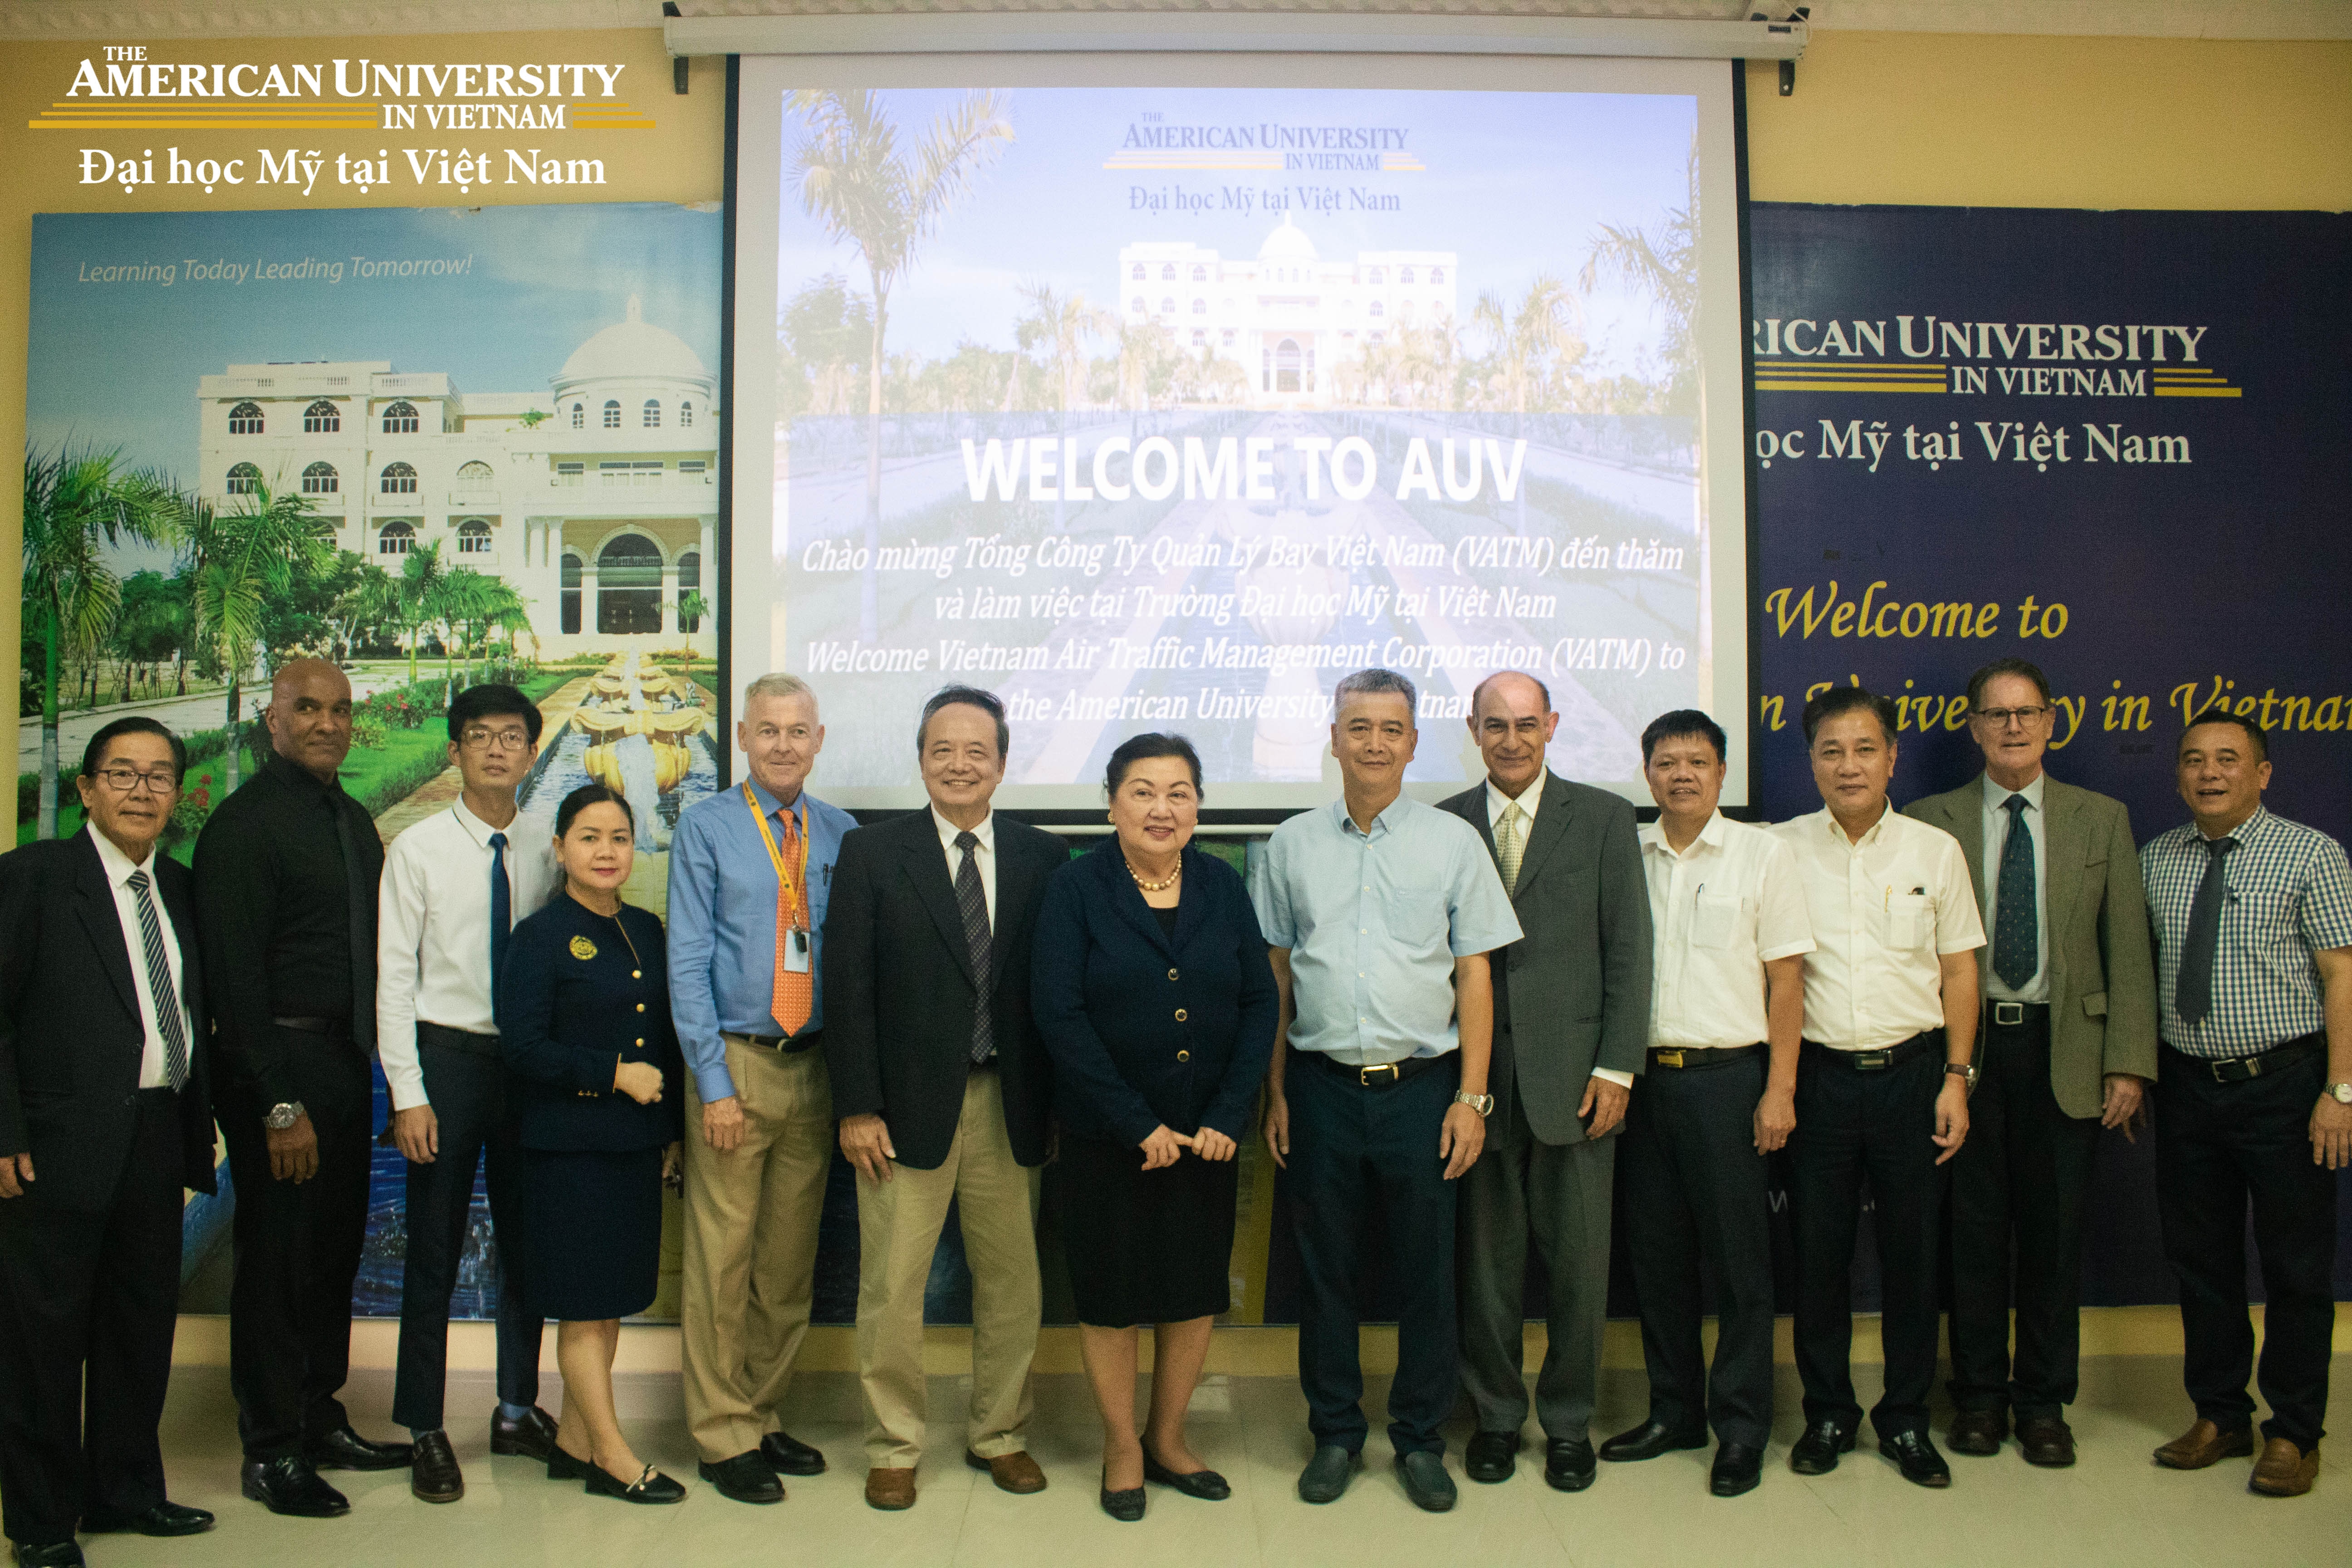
762,83,1730,806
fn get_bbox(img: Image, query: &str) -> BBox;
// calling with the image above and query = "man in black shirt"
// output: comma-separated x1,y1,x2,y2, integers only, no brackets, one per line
196,658,412,1517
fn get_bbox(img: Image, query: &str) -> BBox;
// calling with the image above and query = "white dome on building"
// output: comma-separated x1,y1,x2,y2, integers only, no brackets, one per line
1257,214,1319,265
554,294,710,390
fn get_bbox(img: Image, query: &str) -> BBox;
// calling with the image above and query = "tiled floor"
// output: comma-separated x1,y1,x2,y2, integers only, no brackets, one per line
84,1350,2352,1568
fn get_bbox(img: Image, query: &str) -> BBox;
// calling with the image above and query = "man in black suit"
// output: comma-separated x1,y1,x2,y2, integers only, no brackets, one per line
823,685,1063,1512
195,659,412,1519
0,718,219,1567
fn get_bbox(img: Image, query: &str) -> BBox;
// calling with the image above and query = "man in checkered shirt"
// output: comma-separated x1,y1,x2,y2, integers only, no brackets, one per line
2141,710,2352,1498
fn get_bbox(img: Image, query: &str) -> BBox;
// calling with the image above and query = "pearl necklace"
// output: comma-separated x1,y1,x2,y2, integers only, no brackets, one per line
1125,854,1182,893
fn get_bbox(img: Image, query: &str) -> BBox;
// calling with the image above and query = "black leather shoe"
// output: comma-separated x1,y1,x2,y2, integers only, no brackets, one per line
1710,1442,1764,1497
10,1542,86,1567
585,1462,686,1504
1601,1417,1710,1463
1142,1451,1230,1500
1544,1437,1597,1492
1297,1444,1357,1504
1880,1430,1952,1488
759,1430,827,1476
1947,1410,2006,1456
2017,1415,2077,1468
1465,1430,1519,1484
80,1500,215,1537
1100,1468,1146,1522
1396,1450,1456,1512
241,1456,352,1518
546,1446,592,1482
490,1406,561,1462
307,1425,414,1472
1788,1419,1857,1475
699,1451,784,1504
411,1431,464,1503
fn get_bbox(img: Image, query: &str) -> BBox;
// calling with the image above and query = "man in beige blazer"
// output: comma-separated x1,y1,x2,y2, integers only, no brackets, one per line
1904,657,2156,1468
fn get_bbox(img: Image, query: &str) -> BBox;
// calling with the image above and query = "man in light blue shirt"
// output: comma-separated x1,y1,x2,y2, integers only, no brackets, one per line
665,673,856,1504
1255,668,1521,1513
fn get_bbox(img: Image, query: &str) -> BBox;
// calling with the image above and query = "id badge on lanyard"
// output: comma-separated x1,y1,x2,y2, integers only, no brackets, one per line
745,784,812,971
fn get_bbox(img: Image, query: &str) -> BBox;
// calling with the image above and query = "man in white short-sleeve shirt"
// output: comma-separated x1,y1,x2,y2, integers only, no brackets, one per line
1771,686,1983,1490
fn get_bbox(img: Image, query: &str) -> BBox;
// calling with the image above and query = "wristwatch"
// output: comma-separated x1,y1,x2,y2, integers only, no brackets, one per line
1944,1062,1979,1096
1454,1090,1495,1118
2329,1082,2352,1105
264,1101,306,1131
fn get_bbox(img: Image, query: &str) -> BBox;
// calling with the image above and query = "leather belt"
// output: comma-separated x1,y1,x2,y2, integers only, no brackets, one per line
1801,1032,1940,1073
733,1029,823,1056
1987,1001,2049,1029
417,1021,500,1057
274,1014,352,1038
1648,1043,1764,1071
2163,1032,2323,1084
1303,1050,1448,1089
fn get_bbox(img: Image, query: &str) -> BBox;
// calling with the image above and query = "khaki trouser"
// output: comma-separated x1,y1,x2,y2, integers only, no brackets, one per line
681,1036,833,1462
855,1068,1042,1470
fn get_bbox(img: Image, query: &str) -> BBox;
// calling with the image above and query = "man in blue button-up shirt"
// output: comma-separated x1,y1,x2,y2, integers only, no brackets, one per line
1254,668,1521,1513
665,673,857,1502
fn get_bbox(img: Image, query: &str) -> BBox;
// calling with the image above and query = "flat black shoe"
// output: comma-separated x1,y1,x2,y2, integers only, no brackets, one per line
585,1462,687,1504
307,1425,414,1472
546,1446,592,1482
1601,1417,1710,1463
1710,1442,1764,1497
80,1500,215,1537
490,1405,561,1462
1880,1430,1952,1488
411,1431,464,1503
1142,1451,1230,1500
1465,1430,1519,1484
759,1430,828,1476
241,1456,351,1518
1395,1450,1456,1513
1297,1444,1357,1504
10,1541,86,1567
1100,1468,1147,1522
700,1451,784,1504
1788,1419,1857,1475
1545,1437,1597,1492
1947,1410,2006,1456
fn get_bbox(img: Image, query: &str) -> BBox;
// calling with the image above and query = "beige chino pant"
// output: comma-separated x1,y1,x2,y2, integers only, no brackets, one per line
855,1068,1042,1471
681,1035,833,1462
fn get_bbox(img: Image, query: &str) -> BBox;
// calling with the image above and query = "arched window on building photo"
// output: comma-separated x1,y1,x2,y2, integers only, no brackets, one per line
378,520,416,555
301,461,338,495
225,462,260,495
382,400,419,434
228,401,264,435
380,461,417,495
643,399,662,428
456,518,493,555
304,400,340,433
596,534,664,635
455,460,495,493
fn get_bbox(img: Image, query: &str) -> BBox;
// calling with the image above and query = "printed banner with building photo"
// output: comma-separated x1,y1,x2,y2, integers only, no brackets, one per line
24,201,722,1318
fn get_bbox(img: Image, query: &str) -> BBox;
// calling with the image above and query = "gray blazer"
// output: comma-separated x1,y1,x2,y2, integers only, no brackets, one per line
1904,773,2158,1117
1437,771,1653,1146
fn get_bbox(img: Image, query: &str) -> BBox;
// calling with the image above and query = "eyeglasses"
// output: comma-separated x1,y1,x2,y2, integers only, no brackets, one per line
461,728,533,752
1973,706,2051,728
91,766,178,794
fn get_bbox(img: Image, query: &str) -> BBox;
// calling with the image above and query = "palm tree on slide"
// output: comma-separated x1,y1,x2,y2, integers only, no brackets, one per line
1015,281,1111,530
1471,274,1583,536
181,475,334,796
789,87,1013,642
21,445,178,837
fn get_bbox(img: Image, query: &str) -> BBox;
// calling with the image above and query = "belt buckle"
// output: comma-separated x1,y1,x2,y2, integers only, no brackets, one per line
1358,1062,1401,1087
1854,1050,1891,1072
1655,1049,1685,1069
1993,1001,2025,1027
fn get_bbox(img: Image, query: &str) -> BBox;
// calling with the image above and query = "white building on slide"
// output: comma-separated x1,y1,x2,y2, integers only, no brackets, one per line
194,295,717,660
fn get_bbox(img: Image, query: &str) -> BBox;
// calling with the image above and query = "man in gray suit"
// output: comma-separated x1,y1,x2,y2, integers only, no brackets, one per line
1905,657,2156,1468
1441,671,1653,1491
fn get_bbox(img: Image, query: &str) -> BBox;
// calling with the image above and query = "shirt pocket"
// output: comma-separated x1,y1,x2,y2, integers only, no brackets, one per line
1385,885,1449,951
1690,893,1744,951
1882,893,1934,951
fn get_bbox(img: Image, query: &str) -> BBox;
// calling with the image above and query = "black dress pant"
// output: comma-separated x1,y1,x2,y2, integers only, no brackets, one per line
1945,1012,2100,1420
1620,1051,1776,1450
2155,1042,2338,1450
220,1033,374,1460
1286,1054,1459,1457
1788,1039,1947,1440
0,1091,186,1548
392,1033,542,1432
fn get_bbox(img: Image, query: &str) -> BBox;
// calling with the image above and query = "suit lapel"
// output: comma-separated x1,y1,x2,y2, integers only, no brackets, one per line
1509,773,1574,897
2040,779,2082,939
1099,843,1180,958
71,833,142,1023
902,820,979,987
1949,779,1987,896
985,829,1044,991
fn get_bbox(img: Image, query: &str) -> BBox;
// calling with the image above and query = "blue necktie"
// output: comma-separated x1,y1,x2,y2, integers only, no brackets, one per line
1992,794,2038,990
489,831,512,984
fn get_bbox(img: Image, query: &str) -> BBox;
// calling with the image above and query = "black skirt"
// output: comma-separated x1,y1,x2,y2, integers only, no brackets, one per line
519,1146,663,1321
1058,1133,1238,1328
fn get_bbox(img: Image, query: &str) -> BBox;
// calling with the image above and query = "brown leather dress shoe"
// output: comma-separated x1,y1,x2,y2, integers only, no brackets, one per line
2153,1419,2254,1470
2249,1437,2318,1497
865,1467,917,1510
2017,1416,2076,1468
966,1450,1048,1494
1947,1411,2006,1456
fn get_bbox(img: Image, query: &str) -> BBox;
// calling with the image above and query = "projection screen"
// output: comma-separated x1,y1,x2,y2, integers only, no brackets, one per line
731,49,1749,815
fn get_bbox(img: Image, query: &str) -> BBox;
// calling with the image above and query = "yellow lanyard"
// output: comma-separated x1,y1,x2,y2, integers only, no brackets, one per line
743,784,809,931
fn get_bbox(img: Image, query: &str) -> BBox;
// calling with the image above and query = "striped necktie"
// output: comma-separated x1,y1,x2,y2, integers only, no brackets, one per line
126,869,190,1092
955,830,995,1063
1496,800,1526,895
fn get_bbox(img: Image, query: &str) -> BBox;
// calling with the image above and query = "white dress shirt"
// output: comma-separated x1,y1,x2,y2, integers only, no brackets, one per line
91,828,190,1090
377,797,560,1111
1771,803,1985,1051
1485,776,1634,1088
1640,812,1816,1050
932,804,997,928
1980,771,2050,1003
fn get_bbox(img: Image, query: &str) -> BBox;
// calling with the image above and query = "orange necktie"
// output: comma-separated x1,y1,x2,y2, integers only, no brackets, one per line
770,809,813,1036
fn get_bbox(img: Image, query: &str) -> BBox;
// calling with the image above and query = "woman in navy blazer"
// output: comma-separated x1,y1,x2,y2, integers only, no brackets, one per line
496,785,686,1505
1033,734,1277,1520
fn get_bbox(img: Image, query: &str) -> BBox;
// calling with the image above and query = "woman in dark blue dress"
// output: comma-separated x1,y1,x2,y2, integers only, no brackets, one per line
1033,733,1279,1520
496,784,686,1504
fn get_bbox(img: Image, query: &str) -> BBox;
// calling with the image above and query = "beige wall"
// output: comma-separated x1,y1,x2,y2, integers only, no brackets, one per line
4,25,2347,840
